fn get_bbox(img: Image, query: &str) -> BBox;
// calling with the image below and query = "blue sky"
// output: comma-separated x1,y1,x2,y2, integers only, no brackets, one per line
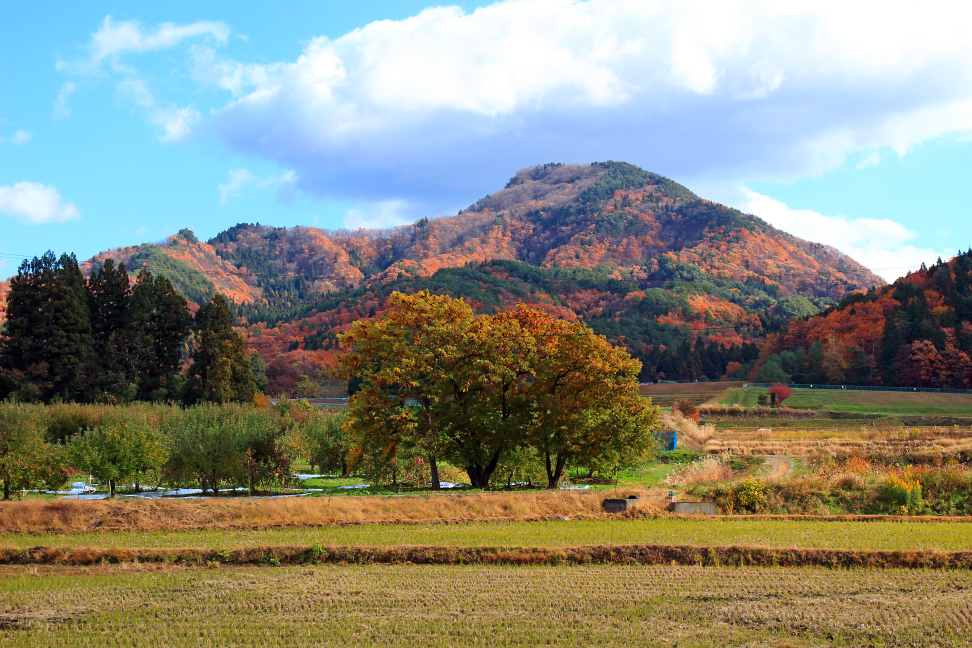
2,0,971,282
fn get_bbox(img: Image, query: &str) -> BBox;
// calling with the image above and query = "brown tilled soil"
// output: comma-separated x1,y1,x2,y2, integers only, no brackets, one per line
0,489,668,535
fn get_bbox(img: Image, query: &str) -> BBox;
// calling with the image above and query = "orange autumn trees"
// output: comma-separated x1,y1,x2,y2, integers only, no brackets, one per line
753,251,972,388
337,291,660,489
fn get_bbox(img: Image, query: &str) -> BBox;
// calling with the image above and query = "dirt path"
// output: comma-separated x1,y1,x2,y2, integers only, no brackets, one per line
764,456,794,481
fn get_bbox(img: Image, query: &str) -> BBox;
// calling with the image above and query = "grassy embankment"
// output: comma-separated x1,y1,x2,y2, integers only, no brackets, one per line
3,515,972,552
714,385,972,416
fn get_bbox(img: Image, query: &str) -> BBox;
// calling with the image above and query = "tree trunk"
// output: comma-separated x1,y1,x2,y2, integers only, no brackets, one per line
545,452,568,489
428,454,440,490
109,478,116,498
464,449,502,489
2,479,9,501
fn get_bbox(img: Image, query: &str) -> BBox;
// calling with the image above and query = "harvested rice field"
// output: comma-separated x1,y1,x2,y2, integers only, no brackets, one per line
1,563,971,647
4,516,972,553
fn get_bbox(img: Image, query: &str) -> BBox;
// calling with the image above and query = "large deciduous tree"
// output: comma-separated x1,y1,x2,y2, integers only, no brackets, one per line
338,291,476,488
516,309,655,488
339,291,660,489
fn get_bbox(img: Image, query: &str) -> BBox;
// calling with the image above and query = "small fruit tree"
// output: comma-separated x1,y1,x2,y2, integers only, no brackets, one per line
769,382,792,406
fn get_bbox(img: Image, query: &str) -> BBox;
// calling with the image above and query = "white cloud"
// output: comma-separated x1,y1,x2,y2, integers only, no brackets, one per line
190,0,972,210
743,189,951,281
218,168,297,204
10,130,32,145
152,105,200,141
0,129,32,145
117,78,198,141
856,152,882,169
59,15,229,75
57,17,225,138
53,82,76,120
343,200,411,230
0,182,80,224
219,168,256,203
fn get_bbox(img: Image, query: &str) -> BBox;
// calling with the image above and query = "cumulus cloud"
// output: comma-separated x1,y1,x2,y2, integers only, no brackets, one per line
218,168,297,204
0,182,80,224
743,189,952,281
192,0,972,214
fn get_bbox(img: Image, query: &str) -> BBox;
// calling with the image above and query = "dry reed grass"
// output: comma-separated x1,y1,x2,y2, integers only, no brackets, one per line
664,456,734,486
661,410,715,450
705,425,972,457
0,489,663,535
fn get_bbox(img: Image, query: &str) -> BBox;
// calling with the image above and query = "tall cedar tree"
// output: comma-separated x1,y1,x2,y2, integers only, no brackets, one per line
0,252,91,401
186,294,256,404
130,270,192,400
83,259,133,400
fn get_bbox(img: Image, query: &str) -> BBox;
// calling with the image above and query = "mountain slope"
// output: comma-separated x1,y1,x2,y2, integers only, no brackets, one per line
753,250,972,388
0,161,885,387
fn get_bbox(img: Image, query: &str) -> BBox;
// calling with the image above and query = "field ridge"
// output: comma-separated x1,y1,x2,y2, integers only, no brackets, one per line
4,543,971,570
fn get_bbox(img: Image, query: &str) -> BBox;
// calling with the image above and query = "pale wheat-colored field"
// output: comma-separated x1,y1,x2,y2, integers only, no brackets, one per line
1,564,970,647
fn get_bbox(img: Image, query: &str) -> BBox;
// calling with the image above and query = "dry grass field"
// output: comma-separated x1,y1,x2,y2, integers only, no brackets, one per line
1,563,970,647
0,489,663,535
702,424,972,457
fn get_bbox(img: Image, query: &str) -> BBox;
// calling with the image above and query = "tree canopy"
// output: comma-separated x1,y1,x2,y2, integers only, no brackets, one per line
338,291,660,488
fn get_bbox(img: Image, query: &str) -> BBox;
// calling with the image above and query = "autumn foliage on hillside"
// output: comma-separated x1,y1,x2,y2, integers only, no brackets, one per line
0,281,8,326
753,251,972,388
61,162,887,391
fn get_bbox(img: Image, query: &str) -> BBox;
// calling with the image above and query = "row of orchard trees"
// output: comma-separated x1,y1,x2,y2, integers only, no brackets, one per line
0,252,259,404
0,401,347,499
336,291,661,489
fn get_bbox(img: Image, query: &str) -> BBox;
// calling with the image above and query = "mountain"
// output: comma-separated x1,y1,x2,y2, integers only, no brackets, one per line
753,250,972,388
0,161,885,389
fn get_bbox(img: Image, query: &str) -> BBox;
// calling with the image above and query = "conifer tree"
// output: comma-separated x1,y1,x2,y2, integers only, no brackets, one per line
186,294,255,404
130,270,192,400
0,252,91,401
84,259,134,400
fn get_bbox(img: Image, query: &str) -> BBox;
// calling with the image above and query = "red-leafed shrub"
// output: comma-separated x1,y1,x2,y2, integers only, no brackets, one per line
769,382,792,406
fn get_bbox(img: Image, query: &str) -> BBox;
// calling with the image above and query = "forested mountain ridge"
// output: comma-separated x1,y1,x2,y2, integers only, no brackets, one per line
753,250,972,388
0,161,885,389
